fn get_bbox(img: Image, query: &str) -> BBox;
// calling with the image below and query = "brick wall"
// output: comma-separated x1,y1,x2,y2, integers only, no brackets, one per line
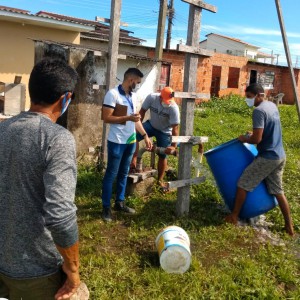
148,49,299,105
148,49,248,102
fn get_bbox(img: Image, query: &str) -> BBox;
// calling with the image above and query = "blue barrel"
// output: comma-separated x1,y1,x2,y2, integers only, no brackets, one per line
204,139,277,219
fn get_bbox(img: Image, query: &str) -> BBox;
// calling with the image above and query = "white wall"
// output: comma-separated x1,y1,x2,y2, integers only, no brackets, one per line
116,59,157,109
205,35,259,58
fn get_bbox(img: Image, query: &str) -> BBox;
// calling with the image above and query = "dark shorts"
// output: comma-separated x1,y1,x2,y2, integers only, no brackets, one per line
0,269,65,300
238,156,286,195
136,120,171,159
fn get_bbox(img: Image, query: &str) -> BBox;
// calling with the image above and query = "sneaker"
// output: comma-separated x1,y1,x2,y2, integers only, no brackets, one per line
114,201,136,214
102,207,112,222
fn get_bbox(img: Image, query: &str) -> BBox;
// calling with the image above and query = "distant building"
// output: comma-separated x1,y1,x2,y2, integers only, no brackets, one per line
0,5,94,106
200,33,275,64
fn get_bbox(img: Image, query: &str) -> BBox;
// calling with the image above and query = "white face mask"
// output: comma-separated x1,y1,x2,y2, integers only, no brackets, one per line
245,97,255,107
161,102,170,108
132,83,141,93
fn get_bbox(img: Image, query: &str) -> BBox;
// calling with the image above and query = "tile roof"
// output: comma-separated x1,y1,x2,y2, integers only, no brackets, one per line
36,11,144,45
0,5,93,29
0,5,30,14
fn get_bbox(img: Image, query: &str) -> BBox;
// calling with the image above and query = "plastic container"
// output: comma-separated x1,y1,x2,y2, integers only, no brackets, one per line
155,226,191,274
204,139,277,219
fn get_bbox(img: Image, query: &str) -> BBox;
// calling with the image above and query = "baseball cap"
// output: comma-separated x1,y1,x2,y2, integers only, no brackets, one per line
160,86,175,105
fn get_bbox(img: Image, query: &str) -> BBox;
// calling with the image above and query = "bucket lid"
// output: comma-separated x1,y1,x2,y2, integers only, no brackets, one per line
160,245,191,274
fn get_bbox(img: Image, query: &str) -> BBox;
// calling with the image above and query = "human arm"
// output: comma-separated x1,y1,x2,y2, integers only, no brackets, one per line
139,108,147,122
102,106,140,124
102,89,140,124
171,124,179,147
238,128,263,144
55,242,80,300
43,132,80,300
238,109,264,144
135,120,152,150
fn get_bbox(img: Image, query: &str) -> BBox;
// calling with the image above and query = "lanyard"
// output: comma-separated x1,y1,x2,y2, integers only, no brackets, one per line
124,95,134,112
118,84,134,113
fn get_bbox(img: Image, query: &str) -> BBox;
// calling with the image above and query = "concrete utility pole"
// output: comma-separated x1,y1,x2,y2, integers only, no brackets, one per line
166,0,174,49
101,0,122,161
275,0,300,122
155,0,168,90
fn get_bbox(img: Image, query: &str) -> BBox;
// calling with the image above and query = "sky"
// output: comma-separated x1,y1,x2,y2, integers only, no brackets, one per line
1,0,299,66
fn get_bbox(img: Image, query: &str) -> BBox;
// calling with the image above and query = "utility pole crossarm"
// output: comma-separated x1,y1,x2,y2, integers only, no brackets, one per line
181,0,217,13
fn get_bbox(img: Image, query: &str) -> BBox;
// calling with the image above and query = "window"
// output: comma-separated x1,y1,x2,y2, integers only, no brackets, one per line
159,64,171,90
227,67,240,88
258,71,275,89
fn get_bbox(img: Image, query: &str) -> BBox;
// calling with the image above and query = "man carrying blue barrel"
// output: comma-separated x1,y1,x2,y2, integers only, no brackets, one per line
225,83,294,236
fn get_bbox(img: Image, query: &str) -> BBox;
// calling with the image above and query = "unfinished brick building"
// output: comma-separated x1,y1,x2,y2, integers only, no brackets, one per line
148,49,300,104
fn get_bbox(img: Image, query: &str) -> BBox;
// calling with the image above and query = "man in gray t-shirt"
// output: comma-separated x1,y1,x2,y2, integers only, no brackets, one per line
132,87,180,188
225,83,294,236
0,59,82,299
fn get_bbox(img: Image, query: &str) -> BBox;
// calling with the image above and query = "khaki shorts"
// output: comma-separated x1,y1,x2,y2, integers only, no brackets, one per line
0,269,65,300
238,156,286,195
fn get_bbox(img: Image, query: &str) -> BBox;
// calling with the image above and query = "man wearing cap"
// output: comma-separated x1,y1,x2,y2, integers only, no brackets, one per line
132,87,180,188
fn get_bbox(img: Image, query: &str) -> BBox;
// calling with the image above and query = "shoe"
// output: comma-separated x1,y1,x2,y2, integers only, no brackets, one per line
114,201,135,214
102,207,112,222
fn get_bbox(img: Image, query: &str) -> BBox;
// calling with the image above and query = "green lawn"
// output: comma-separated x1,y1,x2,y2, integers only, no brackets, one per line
76,96,300,299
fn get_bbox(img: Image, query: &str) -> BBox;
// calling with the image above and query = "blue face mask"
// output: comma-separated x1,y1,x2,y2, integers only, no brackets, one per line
61,92,72,116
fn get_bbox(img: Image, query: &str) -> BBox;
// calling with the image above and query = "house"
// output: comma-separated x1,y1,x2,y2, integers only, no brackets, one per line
0,5,94,107
200,33,260,59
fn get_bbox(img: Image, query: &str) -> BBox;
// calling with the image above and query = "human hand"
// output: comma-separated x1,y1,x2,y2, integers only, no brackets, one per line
144,135,152,150
55,263,81,300
238,135,248,143
129,113,141,122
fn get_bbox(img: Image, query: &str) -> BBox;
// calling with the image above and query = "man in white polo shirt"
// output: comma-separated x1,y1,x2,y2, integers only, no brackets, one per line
101,68,152,222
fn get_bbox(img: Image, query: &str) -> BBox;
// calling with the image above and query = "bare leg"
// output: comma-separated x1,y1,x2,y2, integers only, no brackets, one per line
225,187,247,224
157,157,167,184
275,193,294,236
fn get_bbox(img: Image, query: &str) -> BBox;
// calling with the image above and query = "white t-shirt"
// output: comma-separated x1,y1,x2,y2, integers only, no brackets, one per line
103,85,137,144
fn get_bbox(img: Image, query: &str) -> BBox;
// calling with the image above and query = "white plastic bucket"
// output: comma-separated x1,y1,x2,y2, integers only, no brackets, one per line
155,226,191,274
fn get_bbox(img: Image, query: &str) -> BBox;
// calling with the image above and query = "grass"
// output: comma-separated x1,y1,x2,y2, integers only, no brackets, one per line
76,95,300,299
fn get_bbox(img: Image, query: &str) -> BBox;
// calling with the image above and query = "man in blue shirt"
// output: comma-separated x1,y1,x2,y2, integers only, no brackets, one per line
225,83,294,236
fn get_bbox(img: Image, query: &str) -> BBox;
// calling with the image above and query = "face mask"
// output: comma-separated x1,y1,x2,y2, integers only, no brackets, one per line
245,97,255,107
131,83,141,93
162,102,170,108
61,93,72,116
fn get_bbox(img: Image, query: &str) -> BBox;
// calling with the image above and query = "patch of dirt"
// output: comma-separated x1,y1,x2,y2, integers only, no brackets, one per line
96,221,131,255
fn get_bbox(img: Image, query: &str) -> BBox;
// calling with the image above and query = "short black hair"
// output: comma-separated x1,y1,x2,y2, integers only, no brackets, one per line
245,83,264,95
29,58,78,105
124,68,144,80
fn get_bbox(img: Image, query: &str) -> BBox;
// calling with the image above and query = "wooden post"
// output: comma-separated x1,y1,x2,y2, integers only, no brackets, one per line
275,0,300,122
176,5,201,216
176,1,216,216
100,0,122,161
155,0,168,90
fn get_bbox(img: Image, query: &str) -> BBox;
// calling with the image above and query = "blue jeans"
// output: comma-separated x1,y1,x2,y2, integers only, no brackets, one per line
102,141,136,208
136,120,171,158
